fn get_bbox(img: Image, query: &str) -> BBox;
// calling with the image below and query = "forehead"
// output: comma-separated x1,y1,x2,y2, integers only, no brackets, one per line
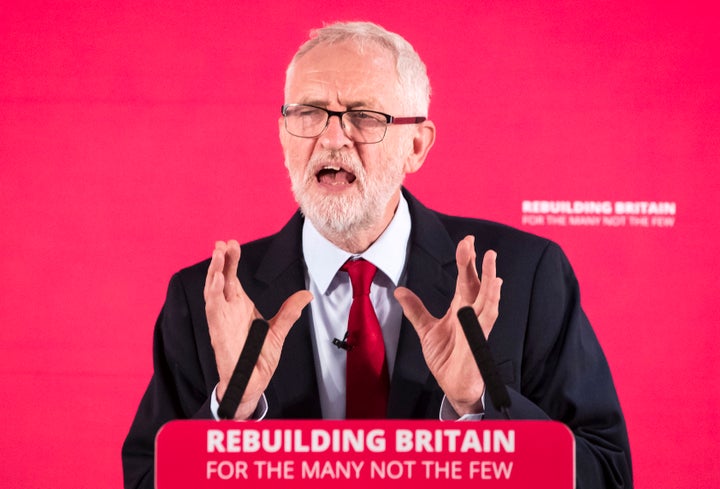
286,41,401,111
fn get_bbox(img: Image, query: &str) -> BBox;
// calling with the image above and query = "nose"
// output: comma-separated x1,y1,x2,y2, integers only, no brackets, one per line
320,113,353,149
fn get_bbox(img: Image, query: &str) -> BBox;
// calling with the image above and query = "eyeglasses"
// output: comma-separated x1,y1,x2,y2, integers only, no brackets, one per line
281,104,426,144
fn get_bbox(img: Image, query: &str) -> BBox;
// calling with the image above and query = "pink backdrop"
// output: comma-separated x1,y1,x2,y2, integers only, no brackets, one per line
2,1,718,487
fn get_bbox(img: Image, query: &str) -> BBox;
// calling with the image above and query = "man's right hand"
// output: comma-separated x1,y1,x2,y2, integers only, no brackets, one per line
203,240,313,420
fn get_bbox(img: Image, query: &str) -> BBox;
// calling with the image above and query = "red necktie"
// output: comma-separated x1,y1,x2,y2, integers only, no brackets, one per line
342,258,389,418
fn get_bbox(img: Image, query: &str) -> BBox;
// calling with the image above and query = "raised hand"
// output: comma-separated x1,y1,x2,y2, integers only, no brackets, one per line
203,240,312,419
394,235,502,416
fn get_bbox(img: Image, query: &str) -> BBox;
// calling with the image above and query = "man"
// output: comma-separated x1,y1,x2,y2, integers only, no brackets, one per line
122,21,632,488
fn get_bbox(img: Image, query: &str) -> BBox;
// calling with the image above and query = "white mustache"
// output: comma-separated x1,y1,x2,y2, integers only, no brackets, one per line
306,151,365,183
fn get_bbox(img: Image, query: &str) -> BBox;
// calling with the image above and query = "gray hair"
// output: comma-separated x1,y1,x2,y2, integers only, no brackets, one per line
285,21,431,115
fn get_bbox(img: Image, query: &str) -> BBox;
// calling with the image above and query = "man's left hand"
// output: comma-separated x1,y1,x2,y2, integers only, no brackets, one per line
394,235,502,416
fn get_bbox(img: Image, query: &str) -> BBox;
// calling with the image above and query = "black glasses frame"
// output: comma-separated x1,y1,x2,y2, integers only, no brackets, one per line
281,104,426,143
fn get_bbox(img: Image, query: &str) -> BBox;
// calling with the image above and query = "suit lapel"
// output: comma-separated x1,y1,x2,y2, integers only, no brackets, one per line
387,190,459,418
251,212,322,418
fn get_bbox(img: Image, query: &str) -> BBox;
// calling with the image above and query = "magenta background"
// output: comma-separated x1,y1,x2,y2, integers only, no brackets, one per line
1,1,718,487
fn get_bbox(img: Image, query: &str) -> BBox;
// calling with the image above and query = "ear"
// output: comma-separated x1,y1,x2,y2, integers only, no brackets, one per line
279,116,291,168
403,120,436,174
278,116,287,145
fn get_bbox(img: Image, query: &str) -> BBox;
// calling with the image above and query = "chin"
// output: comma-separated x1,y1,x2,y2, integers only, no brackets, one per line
289,162,405,241
300,191,380,237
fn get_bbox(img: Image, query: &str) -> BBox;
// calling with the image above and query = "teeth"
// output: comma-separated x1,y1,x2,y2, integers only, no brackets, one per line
323,165,341,171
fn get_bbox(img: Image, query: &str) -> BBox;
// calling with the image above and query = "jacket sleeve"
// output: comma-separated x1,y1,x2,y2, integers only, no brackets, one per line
121,271,217,489
483,242,633,488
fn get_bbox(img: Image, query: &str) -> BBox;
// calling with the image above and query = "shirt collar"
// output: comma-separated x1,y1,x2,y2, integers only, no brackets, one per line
302,194,412,294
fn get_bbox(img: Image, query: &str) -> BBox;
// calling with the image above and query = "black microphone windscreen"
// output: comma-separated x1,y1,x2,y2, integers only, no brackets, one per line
217,318,269,420
457,306,512,416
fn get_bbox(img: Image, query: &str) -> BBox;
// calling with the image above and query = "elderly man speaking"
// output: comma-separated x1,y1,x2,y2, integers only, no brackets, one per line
123,21,632,489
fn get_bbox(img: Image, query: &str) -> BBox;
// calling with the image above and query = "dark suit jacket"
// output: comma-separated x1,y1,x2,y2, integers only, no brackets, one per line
122,189,632,488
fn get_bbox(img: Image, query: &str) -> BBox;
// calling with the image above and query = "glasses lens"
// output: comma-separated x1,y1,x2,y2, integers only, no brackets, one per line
343,111,387,143
284,105,327,138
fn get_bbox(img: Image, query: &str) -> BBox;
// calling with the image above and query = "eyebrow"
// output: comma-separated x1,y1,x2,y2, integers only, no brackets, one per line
297,98,382,111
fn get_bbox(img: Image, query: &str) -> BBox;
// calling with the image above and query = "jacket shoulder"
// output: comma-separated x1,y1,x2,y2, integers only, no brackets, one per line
172,232,279,286
434,211,555,258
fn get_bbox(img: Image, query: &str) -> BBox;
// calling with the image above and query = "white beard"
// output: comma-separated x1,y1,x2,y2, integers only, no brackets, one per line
288,150,405,241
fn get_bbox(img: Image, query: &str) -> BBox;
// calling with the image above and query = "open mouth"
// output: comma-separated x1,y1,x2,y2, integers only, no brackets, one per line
316,165,357,185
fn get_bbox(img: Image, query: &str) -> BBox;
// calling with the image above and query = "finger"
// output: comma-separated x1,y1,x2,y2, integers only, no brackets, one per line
204,269,226,327
481,249,497,285
475,249,497,313
269,290,314,340
224,240,240,276
222,240,241,300
455,235,481,305
476,277,502,338
204,243,227,301
394,286,436,339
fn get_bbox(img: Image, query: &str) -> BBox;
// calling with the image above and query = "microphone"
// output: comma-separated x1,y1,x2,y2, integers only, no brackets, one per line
332,331,352,351
217,318,269,420
457,306,512,419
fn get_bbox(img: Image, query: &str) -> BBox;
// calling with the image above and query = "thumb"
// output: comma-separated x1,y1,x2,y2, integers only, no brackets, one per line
394,286,435,339
269,290,314,339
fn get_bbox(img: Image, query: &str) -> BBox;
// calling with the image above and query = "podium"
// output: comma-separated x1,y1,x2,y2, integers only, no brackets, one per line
155,420,575,488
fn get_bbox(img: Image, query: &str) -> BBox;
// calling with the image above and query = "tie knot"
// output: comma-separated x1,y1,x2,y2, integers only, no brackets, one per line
341,258,377,297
